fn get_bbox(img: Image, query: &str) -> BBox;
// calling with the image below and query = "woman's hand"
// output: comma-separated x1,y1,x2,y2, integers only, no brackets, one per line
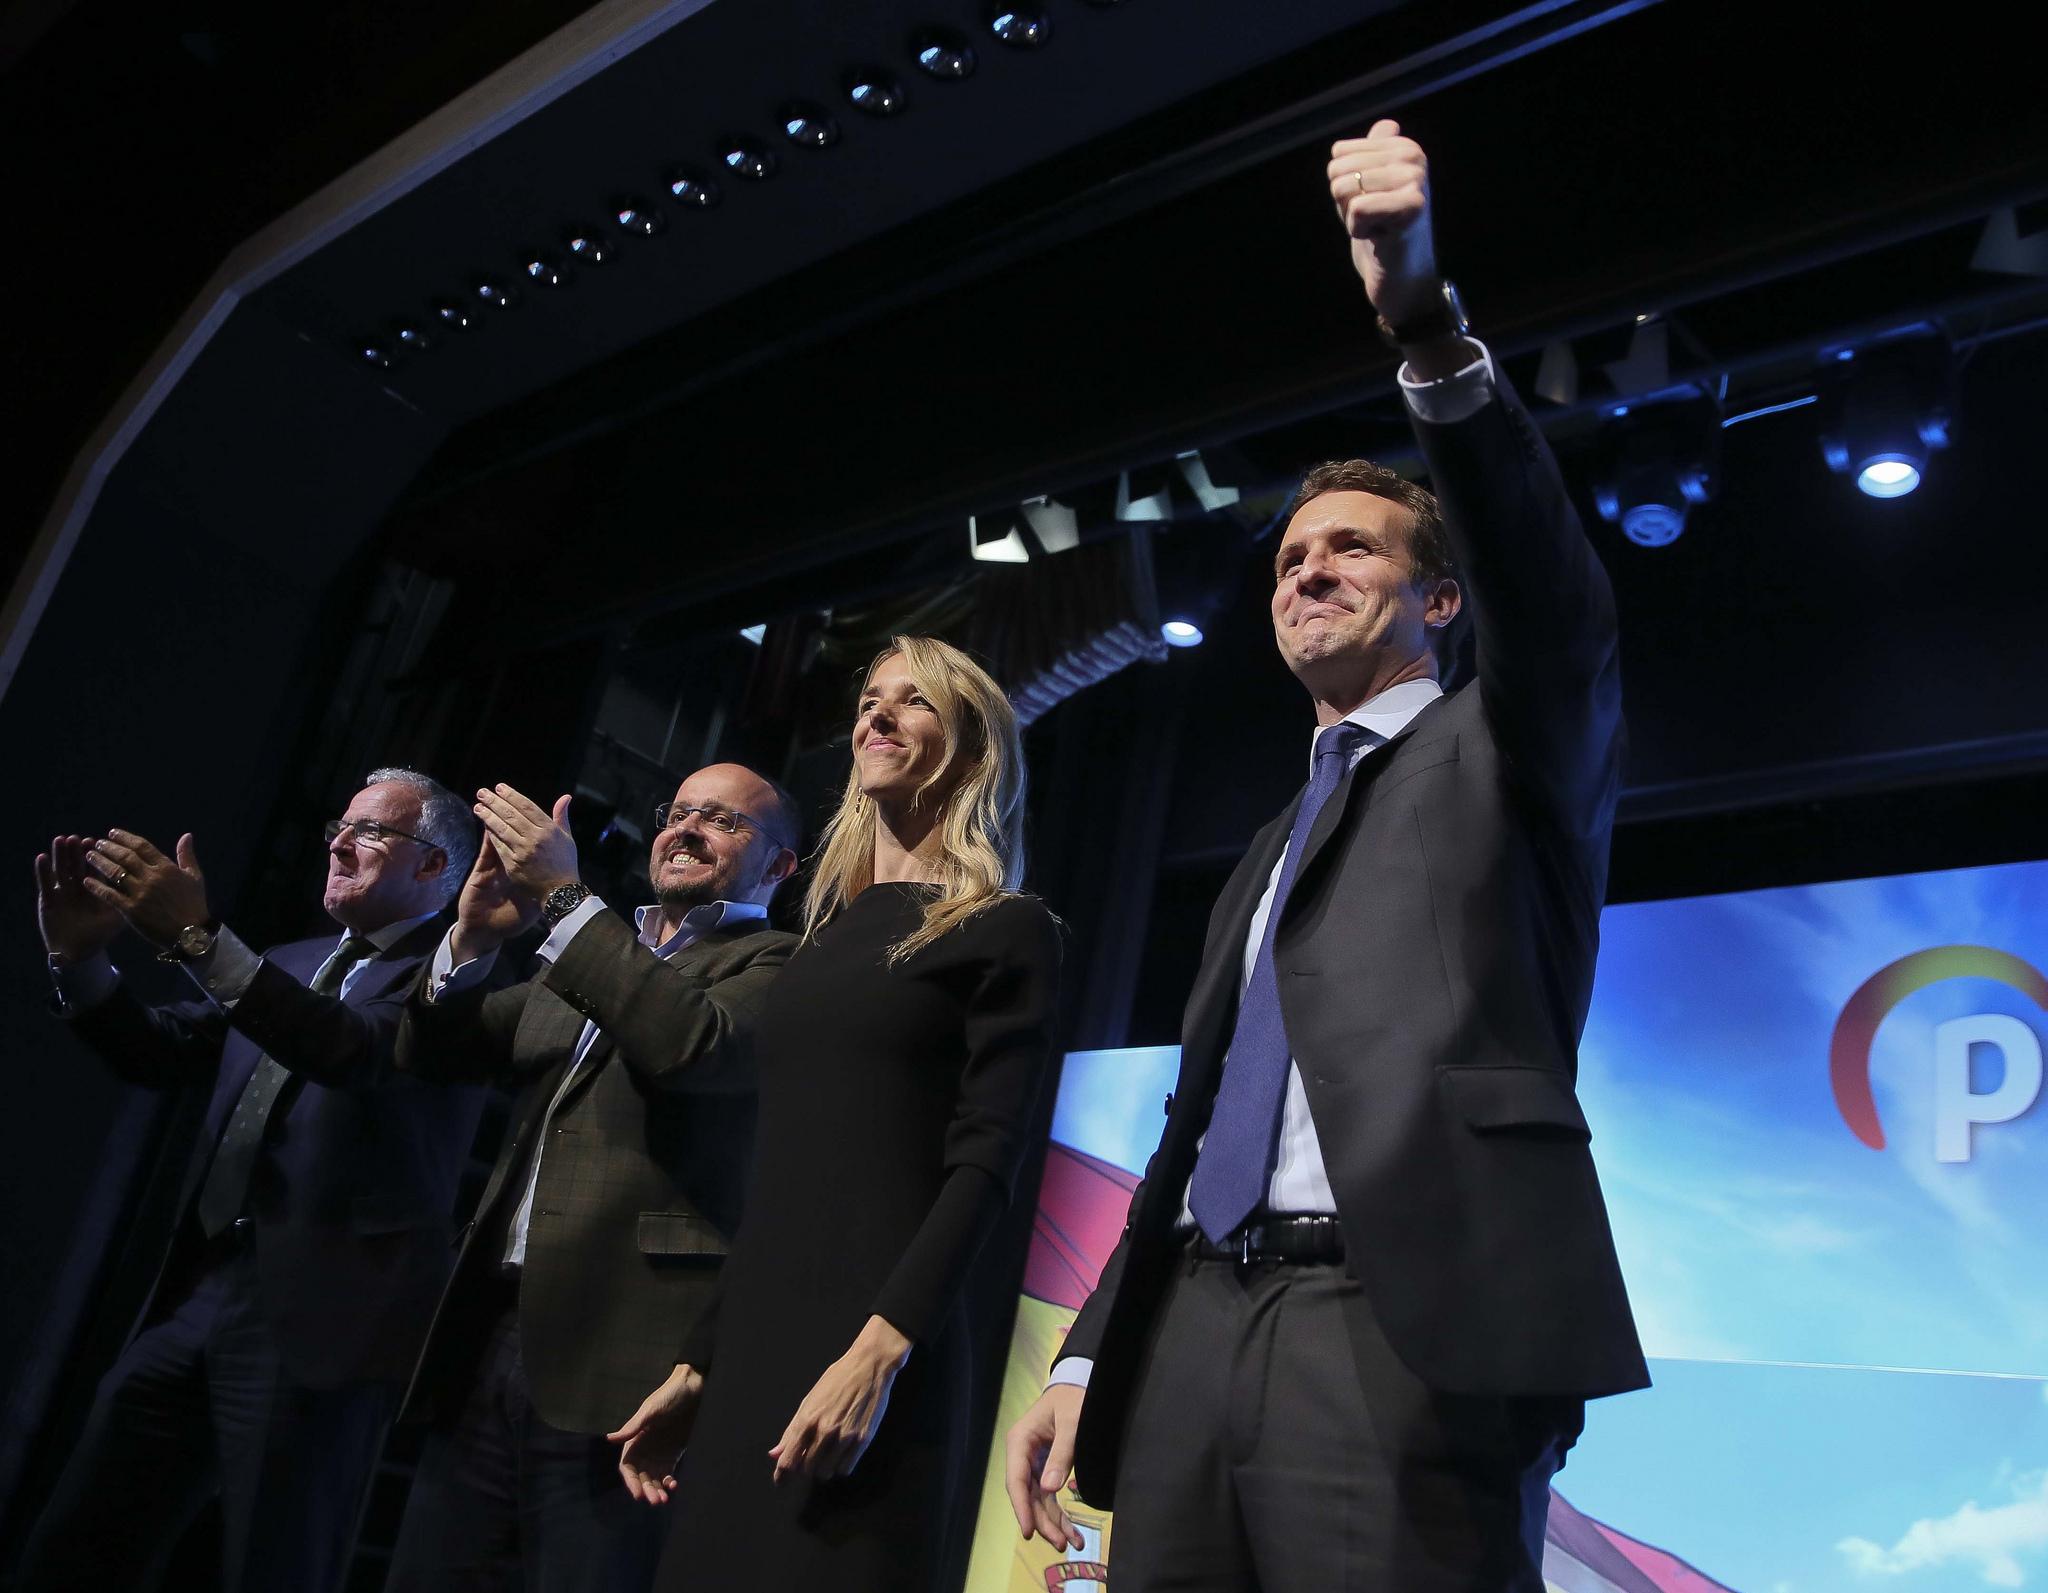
607,1362,704,1506
769,1316,913,1483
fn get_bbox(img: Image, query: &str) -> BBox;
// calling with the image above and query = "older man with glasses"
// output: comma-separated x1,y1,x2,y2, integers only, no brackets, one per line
381,761,801,1593
20,766,489,1593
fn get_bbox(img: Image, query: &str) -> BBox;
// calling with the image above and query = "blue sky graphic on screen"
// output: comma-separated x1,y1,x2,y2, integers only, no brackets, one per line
1045,859,2048,1593
1579,858,2048,1378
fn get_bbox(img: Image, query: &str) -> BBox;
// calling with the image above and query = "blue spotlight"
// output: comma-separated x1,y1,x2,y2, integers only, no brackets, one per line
1819,330,1951,503
912,28,976,78
1591,390,1721,549
1161,620,1204,648
846,67,907,115
1856,454,1923,498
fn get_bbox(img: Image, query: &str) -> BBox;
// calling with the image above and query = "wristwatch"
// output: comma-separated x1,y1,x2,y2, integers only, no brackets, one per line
156,922,219,964
1376,278,1470,350
540,882,594,929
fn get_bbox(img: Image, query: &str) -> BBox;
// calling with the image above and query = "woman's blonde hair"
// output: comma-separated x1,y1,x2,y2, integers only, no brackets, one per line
802,635,1026,961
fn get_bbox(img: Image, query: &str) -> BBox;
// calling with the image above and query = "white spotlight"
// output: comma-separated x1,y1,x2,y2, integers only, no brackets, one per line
1856,456,1922,499
1176,451,1240,512
969,515,1029,563
1020,496,1080,554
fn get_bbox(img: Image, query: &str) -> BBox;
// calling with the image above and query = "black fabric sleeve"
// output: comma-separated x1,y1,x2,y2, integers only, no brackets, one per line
63,983,228,1088
393,957,536,1085
870,898,1063,1344
221,955,416,1090
1409,368,1625,844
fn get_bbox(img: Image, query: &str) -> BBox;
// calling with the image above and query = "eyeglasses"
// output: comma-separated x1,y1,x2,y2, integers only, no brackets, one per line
324,818,432,849
653,801,769,839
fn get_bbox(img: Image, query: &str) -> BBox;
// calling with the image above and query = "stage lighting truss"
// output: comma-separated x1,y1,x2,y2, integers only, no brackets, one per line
1817,329,1953,501
1115,451,1242,522
968,495,1081,563
1590,388,1722,548
352,12,1088,373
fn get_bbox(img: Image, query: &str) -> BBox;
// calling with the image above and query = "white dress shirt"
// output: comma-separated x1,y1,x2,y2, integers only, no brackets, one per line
1048,340,1493,1393
425,895,767,1269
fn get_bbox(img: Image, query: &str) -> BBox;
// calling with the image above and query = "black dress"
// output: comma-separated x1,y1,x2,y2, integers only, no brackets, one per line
654,882,1061,1592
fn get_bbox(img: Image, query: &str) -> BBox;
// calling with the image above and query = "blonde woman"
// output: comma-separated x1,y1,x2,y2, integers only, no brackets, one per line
613,635,1062,1592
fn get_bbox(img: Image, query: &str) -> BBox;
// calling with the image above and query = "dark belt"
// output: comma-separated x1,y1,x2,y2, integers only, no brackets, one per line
1187,1213,1346,1265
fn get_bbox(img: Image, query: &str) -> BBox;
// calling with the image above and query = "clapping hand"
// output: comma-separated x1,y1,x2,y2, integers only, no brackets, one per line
34,835,126,960
76,829,211,949
450,836,541,965
472,785,579,900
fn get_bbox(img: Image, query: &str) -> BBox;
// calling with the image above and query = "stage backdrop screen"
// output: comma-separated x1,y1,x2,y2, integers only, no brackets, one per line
964,857,2048,1593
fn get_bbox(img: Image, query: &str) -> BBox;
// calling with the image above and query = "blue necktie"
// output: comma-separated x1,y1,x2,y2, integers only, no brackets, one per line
1189,722,1367,1245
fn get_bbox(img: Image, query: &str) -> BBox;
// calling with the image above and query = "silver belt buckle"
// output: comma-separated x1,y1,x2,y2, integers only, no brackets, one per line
1238,1225,1256,1265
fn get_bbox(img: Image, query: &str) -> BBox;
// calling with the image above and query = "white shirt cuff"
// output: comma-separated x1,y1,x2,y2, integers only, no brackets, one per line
50,950,120,1011
183,925,261,1010
1046,1356,1093,1391
536,895,608,964
1398,337,1496,425
427,929,499,1002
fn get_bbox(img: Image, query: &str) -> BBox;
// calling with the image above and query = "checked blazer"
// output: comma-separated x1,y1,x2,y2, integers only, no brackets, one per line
393,905,794,1435
62,915,486,1387
1062,371,1649,1509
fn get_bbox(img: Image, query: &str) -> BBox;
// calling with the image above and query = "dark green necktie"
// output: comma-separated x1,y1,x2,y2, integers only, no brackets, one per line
195,933,374,1238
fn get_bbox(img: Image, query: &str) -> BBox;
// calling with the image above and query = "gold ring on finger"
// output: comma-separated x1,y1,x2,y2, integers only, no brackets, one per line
114,868,127,888
1354,170,1367,196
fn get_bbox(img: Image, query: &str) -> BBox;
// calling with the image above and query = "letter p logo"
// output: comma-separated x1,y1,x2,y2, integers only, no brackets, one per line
1933,1014,2043,1163
1831,945,2048,1155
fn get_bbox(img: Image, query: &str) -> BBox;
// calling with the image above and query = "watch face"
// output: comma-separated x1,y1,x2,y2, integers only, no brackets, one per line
174,925,213,958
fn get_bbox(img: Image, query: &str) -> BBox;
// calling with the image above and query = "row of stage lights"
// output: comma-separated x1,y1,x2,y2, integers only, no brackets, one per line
1592,330,1955,547
356,5,1123,370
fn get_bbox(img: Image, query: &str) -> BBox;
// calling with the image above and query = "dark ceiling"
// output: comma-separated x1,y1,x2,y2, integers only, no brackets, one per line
9,0,2048,819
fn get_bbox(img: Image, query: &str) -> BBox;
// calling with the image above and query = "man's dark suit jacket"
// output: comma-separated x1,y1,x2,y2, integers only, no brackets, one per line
1064,373,1650,1509
393,906,795,1436
65,916,486,1388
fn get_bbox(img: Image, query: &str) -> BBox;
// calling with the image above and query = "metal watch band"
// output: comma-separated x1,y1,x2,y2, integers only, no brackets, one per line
541,883,593,929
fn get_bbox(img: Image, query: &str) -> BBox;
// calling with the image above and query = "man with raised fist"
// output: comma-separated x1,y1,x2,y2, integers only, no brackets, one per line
19,766,486,1593
1005,123,1647,1590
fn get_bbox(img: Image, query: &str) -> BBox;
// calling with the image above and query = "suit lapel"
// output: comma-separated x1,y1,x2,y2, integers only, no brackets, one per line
1290,695,1451,896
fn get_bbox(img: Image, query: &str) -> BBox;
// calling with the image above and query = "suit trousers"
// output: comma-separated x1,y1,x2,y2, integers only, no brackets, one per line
12,1231,395,1593
1106,1250,1581,1593
383,1282,666,1593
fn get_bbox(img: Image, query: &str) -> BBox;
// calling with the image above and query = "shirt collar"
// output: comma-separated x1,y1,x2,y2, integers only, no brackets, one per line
1309,677,1444,774
633,898,768,955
